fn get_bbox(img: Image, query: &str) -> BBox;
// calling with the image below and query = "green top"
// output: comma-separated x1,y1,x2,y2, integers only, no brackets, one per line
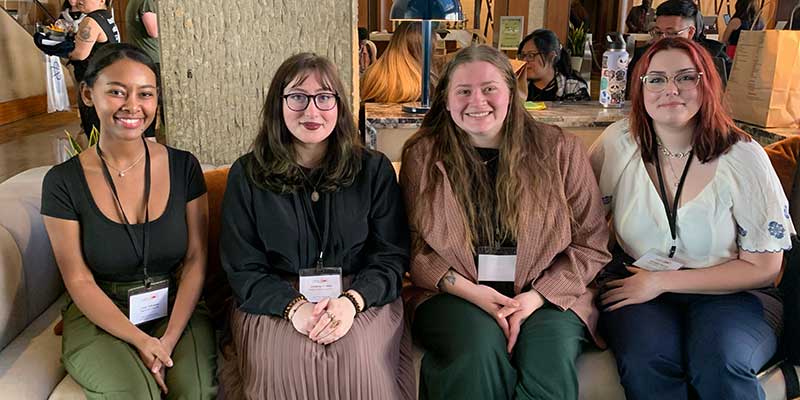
124,0,160,64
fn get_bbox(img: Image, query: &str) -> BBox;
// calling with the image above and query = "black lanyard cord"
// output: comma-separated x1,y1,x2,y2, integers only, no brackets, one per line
96,138,152,286
652,142,693,258
302,181,331,270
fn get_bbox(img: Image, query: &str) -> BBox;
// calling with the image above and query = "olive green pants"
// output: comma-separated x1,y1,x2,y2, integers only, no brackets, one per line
61,279,218,400
413,294,589,400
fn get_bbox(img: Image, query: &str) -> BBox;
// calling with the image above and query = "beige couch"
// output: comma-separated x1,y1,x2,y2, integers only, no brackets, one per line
0,165,797,399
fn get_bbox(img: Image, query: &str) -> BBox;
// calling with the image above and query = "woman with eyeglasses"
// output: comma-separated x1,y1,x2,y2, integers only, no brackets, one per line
517,29,590,102
589,37,790,400
218,52,413,400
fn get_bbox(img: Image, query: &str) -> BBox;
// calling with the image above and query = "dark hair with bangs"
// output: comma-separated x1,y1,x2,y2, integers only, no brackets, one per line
246,52,363,193
629,37,749,164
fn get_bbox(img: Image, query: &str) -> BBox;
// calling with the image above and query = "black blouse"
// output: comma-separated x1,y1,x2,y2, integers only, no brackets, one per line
40,147,207,281
220,150,410,317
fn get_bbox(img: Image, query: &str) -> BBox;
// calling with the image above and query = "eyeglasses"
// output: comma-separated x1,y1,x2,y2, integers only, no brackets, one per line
282,93,339,112
517,51,543,62
640,71,703,92
649,26,692,38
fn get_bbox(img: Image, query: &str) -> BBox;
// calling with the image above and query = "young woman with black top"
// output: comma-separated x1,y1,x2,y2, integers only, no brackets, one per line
517,29,590,102
218,52,413,400
68,0,120,136
41,44,216,400
721,0,764,59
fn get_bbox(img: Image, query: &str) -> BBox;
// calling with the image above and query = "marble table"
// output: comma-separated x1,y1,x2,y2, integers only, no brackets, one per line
364,101,800,161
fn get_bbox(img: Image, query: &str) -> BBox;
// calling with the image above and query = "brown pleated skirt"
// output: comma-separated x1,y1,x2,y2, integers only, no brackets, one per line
219,298,415,400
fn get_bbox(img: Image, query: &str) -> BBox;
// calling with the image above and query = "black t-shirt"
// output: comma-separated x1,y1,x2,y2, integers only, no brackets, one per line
41,147,206,282
526,78,558,102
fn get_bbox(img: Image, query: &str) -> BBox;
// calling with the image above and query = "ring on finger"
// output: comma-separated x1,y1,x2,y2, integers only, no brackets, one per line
326,311,335,321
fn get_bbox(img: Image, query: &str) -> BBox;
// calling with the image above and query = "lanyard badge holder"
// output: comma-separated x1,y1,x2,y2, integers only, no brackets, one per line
476,246,517,282
298,194,342,303
97,140,169,325
632,143,692,272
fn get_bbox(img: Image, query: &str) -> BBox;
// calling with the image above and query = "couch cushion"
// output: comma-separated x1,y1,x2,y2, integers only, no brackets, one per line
49,376,86,400
203,168,232,329
764,135,800,198
0,167,64,350
0,225,24,350
0,294,67,399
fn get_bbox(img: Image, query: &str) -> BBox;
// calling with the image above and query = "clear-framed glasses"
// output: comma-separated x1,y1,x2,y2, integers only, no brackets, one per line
517,51,542,62
282,93,339,112
640,71,704,92
649,25,692,39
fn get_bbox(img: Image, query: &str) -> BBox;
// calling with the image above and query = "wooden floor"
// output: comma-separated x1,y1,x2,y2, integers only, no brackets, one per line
0,111,81,183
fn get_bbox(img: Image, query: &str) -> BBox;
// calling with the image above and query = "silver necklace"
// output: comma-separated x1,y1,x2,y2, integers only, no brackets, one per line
99,151,146,177
298,167,325,202
661,152,684,189
656,137,692,159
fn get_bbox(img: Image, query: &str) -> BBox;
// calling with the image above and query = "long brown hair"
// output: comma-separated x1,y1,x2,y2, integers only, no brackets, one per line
246,53,363,192
403,45,559,249
360,22,423,103
629,37,749,163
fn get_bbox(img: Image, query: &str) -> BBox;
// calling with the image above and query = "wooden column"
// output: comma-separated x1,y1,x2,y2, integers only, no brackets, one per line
544,0,570,44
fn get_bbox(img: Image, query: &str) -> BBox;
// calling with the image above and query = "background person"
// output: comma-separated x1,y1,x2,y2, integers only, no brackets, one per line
517,29,590,102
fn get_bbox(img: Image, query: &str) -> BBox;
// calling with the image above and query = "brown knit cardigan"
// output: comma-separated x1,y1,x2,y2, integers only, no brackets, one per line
399,122,612,344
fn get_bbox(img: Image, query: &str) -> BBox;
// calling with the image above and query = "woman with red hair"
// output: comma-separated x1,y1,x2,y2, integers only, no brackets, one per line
589,37,792,400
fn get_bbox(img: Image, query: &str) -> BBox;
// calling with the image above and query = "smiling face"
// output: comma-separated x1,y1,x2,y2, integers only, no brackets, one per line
282,70,338,149
643,48,702,129
446,61,511,148
81,57,157,141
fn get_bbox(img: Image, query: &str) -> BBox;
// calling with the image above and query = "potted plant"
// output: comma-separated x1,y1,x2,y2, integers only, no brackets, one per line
567,22,587,73
55,127,98,163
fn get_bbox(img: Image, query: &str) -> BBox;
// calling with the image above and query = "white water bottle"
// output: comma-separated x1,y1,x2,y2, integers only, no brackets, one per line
599,32,629,108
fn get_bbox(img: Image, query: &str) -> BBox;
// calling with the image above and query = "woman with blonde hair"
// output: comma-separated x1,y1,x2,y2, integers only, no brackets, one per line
360,22,424,103
401,44,610,400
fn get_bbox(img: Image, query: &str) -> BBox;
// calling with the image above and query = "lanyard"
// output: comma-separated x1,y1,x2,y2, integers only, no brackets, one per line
96,138,153,286
303,181,331,270
652,143,693,258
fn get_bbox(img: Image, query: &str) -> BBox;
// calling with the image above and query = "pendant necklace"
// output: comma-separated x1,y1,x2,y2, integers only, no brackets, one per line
298,167,325,202
99,148,146,177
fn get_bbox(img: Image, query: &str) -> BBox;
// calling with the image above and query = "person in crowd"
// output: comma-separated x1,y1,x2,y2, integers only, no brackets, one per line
360,21,429,103
627,0,656,33
125,0,161,138
590,37,790,400
59,0,84,33
358,27,378,75
218,52,413,400
721,0,764,59
69,0,120,136
628,0,731,96
517,29,590,102
41,44,217,399
401,44,610,400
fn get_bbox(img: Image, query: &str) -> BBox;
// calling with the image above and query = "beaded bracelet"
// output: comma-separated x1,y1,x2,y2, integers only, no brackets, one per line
283,295,307,320
339,291,363,314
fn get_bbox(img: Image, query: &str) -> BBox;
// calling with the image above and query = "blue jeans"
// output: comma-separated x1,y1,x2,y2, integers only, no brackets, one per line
600,292,778,400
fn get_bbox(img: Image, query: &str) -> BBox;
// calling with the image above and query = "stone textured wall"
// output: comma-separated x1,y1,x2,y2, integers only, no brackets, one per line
158,0,357,164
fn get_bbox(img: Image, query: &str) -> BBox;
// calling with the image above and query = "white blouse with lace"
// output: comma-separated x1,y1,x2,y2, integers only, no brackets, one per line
589,119,794,268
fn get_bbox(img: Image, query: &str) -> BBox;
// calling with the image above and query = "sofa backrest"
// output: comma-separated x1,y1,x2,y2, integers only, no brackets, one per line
203,167,233,328
0,167,64,351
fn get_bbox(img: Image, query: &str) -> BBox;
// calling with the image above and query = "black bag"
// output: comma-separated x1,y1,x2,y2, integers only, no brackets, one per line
33,32,75,58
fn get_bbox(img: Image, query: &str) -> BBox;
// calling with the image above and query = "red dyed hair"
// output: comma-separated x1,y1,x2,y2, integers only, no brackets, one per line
629,37,749,163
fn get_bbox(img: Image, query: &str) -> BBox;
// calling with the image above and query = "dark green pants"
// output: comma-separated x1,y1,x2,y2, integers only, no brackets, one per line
61,280,218,400
413,294,588,400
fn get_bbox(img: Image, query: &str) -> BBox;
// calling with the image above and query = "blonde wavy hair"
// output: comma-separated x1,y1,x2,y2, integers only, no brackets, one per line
360,22,423,103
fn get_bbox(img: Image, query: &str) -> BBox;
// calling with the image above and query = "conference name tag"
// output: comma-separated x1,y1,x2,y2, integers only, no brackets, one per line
299,267,342,303
128,280,169,325
633,250,684,272
477,254,517,282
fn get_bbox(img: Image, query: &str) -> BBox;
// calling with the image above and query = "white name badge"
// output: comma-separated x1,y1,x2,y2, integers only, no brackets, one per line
633,250,684,272
128,280,169,325
477,254,517,282
299,267,342,303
